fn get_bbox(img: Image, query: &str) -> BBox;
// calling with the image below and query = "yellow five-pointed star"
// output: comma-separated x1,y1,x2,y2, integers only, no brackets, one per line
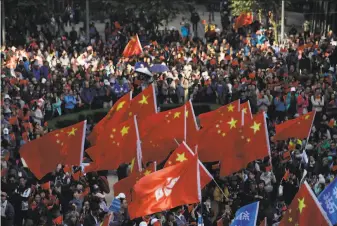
304,115,310,120
174,112,181,118
176,153,188,162
298,197,306,214
242,108,247,114
288,217,293,222
143,169,152,176
250,121,261,134
117,101,126,111
120,126,130,136
138,95,149,105
185,110,189,118
67,127,78,136
227,104,235,112
227,118,238,129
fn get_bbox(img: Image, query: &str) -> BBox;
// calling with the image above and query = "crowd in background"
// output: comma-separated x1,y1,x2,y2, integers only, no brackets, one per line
1,3,337,226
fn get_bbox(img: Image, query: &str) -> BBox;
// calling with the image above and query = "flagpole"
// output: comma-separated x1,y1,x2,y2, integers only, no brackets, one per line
196,153,203,226
304,181,333,226
152,83,158,114
189,99,199,131
79,120,87,167
263,112,273,171
184,103,187,142
300,111,316,170
134,116,143,172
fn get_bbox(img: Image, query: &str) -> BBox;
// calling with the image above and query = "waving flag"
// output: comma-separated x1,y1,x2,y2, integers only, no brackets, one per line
128,154,212,219
164,142,213,188
230,202,259,226
234,12,253,30
220,112,270,176
279,181,332,226
20,121,87,179
123,34,143,57
240,100,253,123
274,111,315,141
88,92,132,145
198,100,240,127
318,178,337,225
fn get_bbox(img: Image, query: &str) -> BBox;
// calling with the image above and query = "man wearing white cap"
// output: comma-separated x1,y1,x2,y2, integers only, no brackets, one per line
111,193,130,226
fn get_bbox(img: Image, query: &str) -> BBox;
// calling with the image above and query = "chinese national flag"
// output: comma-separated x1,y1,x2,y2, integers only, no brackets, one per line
198,100,240,127
124,84,157,122
141,101,198,164
123,34,143,57
234,12,253,30
240,100,253,123
220,112,270,176
164,142,213,189
113,163,156,203
197,106,242,162
20,121,86,180
128,154,212,219
88,92,132,145
278,181,332,226
85,117,139,171
274,111,315,141
52,216,63,225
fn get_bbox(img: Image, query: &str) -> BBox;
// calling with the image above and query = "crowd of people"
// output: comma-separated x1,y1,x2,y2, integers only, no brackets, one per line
1,3,337,226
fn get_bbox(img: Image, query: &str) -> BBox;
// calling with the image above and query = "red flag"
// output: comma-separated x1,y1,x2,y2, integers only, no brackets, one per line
282,169,290,181
240,101,253,123
88,92,132,145
278,181,332,226
85,117,140,171
125,84,157,122
198,100,240,127
259,217,267,226
40,181,51,190
72,170,84,181
274,111,315,141
220,112,270,176
128,154,212,219
8,116,18,125
123,34,143,57
113,163,157,203
52,216,63,225
197,105,242,162
163,142,213,189
234,12,253,30
101,213,112,226
20,121,87,179
141,101,197,163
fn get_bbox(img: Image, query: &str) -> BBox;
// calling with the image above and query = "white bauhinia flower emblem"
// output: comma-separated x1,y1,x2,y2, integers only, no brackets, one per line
155,177,180,201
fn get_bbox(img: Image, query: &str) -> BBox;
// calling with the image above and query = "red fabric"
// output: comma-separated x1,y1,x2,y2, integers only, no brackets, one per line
124,84,157,122
282,169,290,181
220,112,270,176
259,217,267,226
234,13,253,30
274,111,315,141
52,216,63,225
198,100,240,127
88,92,132,145
141,101,198,164
8,117,18,125
278,182,331,226
19,121,86,179
123,34,143,57
128,155,212,219
217,218,223,226
197,104,242,162
86,117,138,171
240,101,253,123
163,142,212,189
72,171,83,181
113,163,156,203
40,182,50,190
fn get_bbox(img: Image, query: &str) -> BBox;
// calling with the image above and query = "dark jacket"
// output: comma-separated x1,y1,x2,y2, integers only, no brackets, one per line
1,201,15,226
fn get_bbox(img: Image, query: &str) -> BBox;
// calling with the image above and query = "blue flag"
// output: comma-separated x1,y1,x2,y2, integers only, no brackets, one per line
230,201,259,226
318,178,337,225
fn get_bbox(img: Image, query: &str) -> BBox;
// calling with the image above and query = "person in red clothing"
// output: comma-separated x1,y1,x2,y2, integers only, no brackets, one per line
297,90,309,115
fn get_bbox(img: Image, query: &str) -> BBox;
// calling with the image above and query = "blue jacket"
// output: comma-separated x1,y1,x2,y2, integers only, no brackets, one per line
64,95,77,109
273,97,286,112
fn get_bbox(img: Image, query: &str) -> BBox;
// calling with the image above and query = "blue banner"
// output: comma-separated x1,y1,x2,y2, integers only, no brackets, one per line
318,178,337,225
109,198,121,212
230,201,259,226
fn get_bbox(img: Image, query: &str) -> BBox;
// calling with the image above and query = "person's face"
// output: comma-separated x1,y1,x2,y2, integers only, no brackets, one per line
168,214,175,222
1,193,7,202
35,194,41,203
19,178,26,187
84,201,90,209
69,90,74,95
122,199,128,209
258,182,264,190
85,81,89,88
